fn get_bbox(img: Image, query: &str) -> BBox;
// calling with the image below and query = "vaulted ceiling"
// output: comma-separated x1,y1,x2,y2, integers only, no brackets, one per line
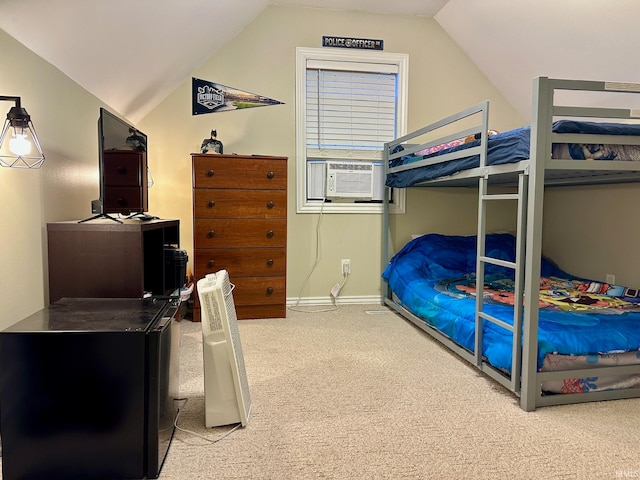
1,0,639,123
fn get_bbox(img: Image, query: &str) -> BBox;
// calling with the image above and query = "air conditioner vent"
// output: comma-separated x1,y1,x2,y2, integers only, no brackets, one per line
325,161,374,199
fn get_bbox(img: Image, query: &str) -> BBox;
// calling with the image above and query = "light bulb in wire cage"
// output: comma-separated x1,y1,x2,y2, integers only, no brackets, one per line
0,96,45,168
9,131,31,156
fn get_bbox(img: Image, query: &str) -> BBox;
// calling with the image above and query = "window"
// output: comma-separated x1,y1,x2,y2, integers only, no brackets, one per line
296,47,408,213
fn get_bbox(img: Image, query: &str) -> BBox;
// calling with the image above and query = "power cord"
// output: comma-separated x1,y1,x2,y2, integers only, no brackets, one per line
288,197,338,313
172,398,241,445
330,271,349,306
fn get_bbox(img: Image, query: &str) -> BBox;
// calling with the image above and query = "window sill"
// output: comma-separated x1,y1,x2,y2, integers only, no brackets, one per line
297,197,405,215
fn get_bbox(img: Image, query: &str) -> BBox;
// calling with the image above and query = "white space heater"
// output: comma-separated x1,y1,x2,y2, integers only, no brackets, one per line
197,270,251,427
325,161,374,199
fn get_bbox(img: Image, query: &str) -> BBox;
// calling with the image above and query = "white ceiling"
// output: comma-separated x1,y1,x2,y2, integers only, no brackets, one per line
436,0,640,119
2,0,639,123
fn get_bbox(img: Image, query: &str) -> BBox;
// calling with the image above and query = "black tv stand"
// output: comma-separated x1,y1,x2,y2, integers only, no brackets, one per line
47,219,181,302
78,213,123,224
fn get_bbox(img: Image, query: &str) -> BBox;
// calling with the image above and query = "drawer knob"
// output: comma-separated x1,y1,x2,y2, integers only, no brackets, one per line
207,200,215,208
207,230,216,238
266,171,275,179
117,198,128,206
117,166,127,175
266,287,274,296
266,258,274,267
266,230,274,238
266,200,274,209
206,169,214,177
207,260,215,268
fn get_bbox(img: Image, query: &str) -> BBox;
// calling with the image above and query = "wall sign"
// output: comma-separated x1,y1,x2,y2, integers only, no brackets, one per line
192,77,284,115
322,36,383,51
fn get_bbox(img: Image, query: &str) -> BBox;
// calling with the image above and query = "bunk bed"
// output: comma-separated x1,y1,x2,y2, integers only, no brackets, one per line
381,77,640,411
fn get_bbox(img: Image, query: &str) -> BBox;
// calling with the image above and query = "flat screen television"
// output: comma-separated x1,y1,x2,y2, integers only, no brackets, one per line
83,108,150,222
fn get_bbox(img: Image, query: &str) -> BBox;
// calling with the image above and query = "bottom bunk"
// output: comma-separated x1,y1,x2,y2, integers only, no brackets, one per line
382,233,640,409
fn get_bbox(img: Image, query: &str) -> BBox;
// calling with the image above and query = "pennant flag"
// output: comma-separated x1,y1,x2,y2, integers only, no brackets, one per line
192,77,284,115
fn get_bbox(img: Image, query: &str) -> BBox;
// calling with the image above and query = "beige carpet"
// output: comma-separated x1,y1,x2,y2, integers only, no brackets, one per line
160,304,640,480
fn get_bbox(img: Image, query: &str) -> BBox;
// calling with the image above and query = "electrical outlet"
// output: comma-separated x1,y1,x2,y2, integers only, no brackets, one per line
341,259,351,275
606,273,616,284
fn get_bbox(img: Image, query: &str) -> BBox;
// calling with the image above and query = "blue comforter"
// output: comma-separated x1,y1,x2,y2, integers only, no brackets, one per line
386,120,640,188
382,233,640,371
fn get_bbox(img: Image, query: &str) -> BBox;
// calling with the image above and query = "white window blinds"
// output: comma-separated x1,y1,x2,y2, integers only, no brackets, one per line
305,61,398,157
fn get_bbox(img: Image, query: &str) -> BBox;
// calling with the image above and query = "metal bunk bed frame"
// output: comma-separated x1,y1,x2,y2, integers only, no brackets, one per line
381,76,640,411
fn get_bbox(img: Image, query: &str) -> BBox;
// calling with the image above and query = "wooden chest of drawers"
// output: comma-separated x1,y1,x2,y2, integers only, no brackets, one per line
192,153,287,320
103,150,148,214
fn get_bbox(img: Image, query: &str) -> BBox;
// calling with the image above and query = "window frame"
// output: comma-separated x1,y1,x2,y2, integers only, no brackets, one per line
295,47,408,214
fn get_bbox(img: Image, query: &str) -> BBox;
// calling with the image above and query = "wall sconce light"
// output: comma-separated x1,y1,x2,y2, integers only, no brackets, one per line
0,96,45,168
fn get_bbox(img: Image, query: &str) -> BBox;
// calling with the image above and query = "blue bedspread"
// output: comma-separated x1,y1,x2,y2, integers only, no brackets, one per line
382,233,640,371
386,120,640,188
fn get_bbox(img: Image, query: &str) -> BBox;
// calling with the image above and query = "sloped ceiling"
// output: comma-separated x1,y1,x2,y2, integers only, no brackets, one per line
1,0,639,123
0,0,269,123
436,0,640,119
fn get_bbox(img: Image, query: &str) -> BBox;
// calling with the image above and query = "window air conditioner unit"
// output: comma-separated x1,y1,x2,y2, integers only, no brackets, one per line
325,161,374,199
197,270,251,427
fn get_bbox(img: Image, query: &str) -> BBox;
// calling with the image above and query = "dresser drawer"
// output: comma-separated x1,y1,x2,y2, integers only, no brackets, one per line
193,303,286,321
193,156,287,190
195,248,285,277
235,304,286,320
103,151,145,186
194,219,286,248
103,186,147,212
230,276,286,306
194,189,286,219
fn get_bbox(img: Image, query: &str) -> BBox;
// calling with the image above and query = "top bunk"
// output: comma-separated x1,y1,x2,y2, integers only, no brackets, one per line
384,77,640,189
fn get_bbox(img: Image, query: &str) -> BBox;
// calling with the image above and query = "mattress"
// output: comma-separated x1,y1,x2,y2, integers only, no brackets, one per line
381,233,640,374
386,120,640,188
541,351,640,394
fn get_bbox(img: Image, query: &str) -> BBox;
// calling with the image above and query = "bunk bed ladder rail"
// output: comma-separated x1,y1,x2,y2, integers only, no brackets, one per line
475,171,528,394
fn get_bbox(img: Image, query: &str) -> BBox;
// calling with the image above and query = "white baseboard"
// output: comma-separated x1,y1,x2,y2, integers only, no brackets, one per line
287,295,382,306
